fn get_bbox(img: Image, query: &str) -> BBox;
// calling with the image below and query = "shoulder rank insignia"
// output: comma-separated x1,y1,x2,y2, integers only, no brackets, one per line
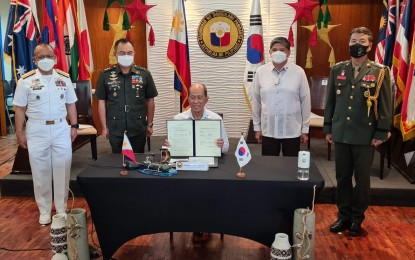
56,69,70,78
371,61,385,69
21,70,36,79
104,65,116,71
334,60,348,67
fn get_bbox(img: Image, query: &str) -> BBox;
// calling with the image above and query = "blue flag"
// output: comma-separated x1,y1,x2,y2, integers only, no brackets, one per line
0,15,6,80
4,0,38,80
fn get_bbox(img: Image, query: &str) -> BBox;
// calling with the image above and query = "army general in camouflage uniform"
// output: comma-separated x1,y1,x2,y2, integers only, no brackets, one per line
323,27,392,237
96,38,158,153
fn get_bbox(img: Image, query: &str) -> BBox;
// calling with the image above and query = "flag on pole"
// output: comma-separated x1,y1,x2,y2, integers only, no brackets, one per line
59,0,90,81
59,0,78,81
400,26,415,141
383,0,398,67
235,136,252,168
375,0,388,64
41,0,68,72
76,0,94,76
243,0,264,111
0,15,5,81
122,133,137,164
391,0,412,128
4,0,39,80
167,0,191,110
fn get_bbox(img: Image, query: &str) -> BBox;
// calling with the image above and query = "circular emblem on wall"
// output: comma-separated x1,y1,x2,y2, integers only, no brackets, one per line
197,10,244,59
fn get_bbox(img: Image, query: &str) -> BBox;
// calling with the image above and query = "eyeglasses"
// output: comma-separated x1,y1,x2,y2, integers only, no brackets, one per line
117,51,135,56
35,55,55,60
189,95,205,101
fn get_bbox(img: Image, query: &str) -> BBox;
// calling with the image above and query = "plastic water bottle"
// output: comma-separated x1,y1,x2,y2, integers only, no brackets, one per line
297,151,310,181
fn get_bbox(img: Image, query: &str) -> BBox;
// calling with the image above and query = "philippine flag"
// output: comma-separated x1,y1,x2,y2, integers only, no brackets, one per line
210,21,230,47
122,133,137,165
235,136,252,167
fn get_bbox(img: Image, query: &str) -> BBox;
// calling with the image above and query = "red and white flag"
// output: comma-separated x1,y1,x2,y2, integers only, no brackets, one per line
76,0,94,75
401,27,415,141
122,133,137,164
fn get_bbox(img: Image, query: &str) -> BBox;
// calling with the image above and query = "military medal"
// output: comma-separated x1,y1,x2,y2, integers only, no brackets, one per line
336,89,341,95
136,88,140,97
370,83,375,87
60,94,64,99
113,92,117,97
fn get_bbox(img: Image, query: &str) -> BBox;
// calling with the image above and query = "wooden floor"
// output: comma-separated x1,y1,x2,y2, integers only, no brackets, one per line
1,135,415,259
0,196,414,260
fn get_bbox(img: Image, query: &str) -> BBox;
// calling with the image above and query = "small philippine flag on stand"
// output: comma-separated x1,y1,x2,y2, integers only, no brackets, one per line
235,136,252,168
122,133,137,165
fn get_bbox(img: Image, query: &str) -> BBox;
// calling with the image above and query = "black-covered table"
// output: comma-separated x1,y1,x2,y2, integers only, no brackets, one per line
77,154,324,260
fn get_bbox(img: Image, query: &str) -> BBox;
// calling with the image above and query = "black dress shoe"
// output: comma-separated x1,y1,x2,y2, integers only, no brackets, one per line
349,223,362,237
330,219,351,233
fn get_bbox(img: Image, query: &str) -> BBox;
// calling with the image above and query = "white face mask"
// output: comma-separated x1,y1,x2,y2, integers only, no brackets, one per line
117,55,134,67
36,58,55,72
271,51,287,64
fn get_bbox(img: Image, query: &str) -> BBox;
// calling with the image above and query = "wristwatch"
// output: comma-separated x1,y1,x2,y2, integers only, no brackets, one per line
147,122,153,128
71,124,79,129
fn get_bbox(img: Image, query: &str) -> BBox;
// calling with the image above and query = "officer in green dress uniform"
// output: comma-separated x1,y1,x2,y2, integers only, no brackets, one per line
96,38,158,153
323,27,392,236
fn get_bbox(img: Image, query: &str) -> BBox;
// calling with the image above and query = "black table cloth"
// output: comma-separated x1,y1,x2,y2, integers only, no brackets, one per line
77,154,325,260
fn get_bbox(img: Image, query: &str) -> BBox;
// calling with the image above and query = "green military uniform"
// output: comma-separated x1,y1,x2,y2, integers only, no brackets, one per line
323,59,392,225
95,64,158,153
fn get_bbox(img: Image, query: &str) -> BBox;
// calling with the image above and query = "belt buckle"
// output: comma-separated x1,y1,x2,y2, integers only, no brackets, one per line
125,105,130,112
46,120,55,125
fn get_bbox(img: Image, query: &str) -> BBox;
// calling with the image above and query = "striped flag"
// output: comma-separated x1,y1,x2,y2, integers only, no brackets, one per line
59,0,90,81
383,0,398,67
400,17,415,141
4,0,39,80
76,0,94,77
122,133,137,164
59,0,78,81
167,0,191,110
391,0,412,128
375,0,388,64
41,0,68,72
243,0,264,111
0,15,5,80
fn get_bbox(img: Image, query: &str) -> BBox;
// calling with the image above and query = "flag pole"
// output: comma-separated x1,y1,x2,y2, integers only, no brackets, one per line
236,132,247,179
120,131,129,176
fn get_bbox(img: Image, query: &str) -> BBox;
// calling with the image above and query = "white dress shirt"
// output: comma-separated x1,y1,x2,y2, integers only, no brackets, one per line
14,69,77,120
252,62,311,138
174,108,229,153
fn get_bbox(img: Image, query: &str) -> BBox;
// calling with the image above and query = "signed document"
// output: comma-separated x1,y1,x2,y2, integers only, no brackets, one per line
167,120,194,157
194,120,221,157
167,119,221,157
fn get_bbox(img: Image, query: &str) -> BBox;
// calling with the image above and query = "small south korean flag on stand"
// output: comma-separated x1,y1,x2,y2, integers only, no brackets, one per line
235,135,252,178
122,132,137,165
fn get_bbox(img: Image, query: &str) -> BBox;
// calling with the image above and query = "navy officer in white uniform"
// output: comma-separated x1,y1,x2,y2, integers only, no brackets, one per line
14,43,78,225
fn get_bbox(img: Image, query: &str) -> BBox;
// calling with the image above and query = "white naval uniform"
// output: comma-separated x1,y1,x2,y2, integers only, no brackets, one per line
13,69,77,215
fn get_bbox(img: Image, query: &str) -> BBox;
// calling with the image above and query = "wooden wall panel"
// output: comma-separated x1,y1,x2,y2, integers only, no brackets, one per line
296,0,382,78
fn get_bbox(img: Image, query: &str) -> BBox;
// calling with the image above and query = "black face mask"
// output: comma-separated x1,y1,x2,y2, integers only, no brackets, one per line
349,43,370,58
